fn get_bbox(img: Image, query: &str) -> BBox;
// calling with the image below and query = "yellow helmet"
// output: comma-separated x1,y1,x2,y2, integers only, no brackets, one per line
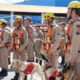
0,19,7,25
43,13,55,19
14,16,23,22
68,1,80,8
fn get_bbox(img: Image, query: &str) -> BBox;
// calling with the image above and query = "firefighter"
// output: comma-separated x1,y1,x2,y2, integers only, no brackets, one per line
5,22,11,64
40,13,61,80
0,19,10,77
25,17,35,62
11,16,28,80
34,24,43,64
65,1,80,79
59,22,66,65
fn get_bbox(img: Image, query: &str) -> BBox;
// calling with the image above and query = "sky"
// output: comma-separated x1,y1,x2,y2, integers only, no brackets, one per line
0,0,24,4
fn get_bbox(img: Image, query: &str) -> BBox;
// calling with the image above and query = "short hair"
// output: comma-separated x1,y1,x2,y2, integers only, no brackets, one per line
71,8,80,16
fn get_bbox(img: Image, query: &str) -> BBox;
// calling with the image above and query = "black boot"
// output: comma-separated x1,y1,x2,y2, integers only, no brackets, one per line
39,60,42,66
11,73,19,80
8,57,11,64
24,75,27,80
59,56,65,65
0,69,8,77
0,69,4,75
36,59,38,63
49,76,55,80
61,56,65,65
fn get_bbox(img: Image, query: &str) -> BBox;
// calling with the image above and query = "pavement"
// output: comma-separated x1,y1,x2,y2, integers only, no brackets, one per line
0,53,62,80
0,52,45,80
0,66,15,80
0,65,45,80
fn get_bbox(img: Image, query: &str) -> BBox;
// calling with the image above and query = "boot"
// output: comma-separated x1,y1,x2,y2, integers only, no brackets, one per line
59,56,65,65
49,76,55,80
61,56,65,65
24,75,27,80
57,72,63,77
0,68,4,74
11,73,19,80
36,59,38,63
8,57,11,64
39,60,42,66
0,69,8,77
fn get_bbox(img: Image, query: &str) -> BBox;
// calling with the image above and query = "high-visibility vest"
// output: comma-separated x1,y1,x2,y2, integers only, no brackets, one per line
12,29,24,50
0,29,11,48
42,26,54,50
63,24,71,54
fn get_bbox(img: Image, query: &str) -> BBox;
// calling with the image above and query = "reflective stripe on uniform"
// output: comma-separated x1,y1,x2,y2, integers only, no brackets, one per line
12,29,24,50
42,26,54,50
64,43,71,54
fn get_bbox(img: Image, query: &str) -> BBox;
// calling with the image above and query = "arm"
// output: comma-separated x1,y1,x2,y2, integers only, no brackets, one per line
19,30,28,52
50,26,61,53
0,30,10,47
28,27,35,42
69,26,73,42
69,23,78,65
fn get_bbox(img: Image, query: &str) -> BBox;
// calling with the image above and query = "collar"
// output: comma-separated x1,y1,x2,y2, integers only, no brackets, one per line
69,17,80,24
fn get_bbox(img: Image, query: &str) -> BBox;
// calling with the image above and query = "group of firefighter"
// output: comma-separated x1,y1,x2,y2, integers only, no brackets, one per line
0,1,80,80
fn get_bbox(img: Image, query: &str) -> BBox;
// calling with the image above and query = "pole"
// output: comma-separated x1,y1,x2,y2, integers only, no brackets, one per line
41,13,44,24
10,11,14,27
